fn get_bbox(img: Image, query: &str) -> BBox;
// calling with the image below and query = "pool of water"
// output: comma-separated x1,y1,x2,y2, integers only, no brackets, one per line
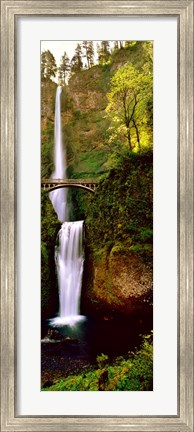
41,312,152,387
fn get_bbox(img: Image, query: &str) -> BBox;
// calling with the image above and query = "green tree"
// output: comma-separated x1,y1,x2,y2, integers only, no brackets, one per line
82,41,88,65
106,62,153,151
70,43,83,72
82,41,94,68
58,51,70,84
87,41,94,67
97,41,111,64
41,50,57,80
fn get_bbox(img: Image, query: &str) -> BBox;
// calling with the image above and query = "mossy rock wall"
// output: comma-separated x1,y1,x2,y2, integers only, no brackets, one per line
41,192,61,320
82,150,153,318
82,248,152,317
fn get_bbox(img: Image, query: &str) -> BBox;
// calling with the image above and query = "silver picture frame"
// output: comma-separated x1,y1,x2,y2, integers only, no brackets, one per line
1,1,193,431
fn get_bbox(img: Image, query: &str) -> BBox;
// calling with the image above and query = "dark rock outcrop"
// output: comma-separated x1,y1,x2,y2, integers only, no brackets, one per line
82,250,152,318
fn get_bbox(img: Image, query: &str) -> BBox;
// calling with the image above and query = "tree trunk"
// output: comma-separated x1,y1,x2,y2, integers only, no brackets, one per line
122,94,132,151
133,119,141,150
127,127,132,151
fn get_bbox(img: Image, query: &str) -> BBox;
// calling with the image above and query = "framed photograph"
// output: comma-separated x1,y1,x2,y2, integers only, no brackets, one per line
1,1,193,431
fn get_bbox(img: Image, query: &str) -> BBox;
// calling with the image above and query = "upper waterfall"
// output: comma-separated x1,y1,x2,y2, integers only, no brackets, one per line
49,86,68,222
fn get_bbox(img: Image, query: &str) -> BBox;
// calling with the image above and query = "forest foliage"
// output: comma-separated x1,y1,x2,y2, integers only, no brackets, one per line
85,150,153,258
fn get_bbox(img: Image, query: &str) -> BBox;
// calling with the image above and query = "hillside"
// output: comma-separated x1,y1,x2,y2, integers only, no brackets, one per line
41,41,153,179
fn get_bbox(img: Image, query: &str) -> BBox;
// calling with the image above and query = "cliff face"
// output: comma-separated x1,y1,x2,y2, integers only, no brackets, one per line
82,250,152,317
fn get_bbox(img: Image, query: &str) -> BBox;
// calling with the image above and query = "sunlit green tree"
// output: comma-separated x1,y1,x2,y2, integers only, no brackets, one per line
106,62,153,151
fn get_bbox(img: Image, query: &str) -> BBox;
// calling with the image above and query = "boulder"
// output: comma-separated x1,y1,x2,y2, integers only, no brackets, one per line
82,250,152,317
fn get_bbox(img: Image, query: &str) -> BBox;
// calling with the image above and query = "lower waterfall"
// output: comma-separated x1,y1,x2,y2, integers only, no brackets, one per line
50,220,85,327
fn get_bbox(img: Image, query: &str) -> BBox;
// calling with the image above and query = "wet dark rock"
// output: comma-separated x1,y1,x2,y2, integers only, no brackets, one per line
47,329,64,340
42,330,80,345
61,336,79,345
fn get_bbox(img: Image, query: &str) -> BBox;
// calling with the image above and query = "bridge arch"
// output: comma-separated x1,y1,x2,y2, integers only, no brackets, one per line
41,178,97,193
44,184,95,193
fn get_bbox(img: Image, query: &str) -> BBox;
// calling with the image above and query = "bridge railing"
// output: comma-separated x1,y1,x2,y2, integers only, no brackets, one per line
41,178,97,184
41,178,97,192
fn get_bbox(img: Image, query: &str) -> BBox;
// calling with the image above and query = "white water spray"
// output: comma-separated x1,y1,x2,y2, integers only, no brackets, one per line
49,87,85,327
49,86,68,222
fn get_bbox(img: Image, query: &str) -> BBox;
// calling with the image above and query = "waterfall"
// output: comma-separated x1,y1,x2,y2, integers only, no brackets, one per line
49,86,68,223
51,221,85,326
49,86,85,327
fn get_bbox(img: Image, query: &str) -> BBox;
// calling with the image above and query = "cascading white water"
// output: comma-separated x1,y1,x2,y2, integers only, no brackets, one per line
49,86,68,223
51,221,85,326
49,86,85,327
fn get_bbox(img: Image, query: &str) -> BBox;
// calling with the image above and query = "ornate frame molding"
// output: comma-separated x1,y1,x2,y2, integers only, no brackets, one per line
1,1,193,431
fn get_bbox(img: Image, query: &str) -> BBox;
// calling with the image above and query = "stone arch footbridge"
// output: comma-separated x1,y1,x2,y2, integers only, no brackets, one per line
41,178,97,193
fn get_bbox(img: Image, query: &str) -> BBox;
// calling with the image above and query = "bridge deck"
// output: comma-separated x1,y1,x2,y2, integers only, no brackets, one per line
41,178,97,193
41,178,97,185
